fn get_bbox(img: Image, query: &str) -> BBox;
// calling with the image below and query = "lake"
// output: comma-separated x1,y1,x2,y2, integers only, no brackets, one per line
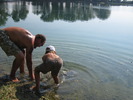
0,1,133,100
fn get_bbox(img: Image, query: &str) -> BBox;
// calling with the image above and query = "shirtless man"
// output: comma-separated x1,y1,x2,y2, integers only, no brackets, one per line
0,27,46,82
33,45,63,93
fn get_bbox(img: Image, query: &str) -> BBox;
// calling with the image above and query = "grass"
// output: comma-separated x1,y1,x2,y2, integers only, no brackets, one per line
0,76,60,100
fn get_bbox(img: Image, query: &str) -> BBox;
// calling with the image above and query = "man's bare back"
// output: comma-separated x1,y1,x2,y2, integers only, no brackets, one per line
3,27,35,49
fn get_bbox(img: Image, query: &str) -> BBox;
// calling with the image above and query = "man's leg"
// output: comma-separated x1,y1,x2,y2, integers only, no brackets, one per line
20,59,25,74
20,50,25,74
10,52,24,82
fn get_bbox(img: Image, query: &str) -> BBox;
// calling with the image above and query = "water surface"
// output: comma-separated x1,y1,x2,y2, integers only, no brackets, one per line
0,1,133,100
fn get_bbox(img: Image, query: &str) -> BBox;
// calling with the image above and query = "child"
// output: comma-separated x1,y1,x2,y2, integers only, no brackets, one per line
33,45,63,92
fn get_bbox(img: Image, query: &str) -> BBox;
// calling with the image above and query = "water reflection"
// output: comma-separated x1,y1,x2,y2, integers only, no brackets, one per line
0,3,9,26
0,0,111,26
11,1,29,22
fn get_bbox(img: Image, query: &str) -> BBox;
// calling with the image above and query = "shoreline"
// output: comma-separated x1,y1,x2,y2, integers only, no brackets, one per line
0,73,60,100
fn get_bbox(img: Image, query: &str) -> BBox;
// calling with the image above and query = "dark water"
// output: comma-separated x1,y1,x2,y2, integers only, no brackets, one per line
0,1,133,100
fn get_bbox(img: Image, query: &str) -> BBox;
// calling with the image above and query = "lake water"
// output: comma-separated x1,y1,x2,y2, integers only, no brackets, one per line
0,1,133,100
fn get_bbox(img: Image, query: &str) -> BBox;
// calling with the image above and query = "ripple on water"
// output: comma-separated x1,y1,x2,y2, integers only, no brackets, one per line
57,61,133,100
0,59,133,100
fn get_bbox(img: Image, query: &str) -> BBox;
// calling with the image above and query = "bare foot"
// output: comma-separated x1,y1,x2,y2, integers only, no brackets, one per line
30,85,40,94
10,77,20,82
30,85,37,91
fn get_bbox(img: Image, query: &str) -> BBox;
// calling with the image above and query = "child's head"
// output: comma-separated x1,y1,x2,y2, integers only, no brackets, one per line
45,45,56,54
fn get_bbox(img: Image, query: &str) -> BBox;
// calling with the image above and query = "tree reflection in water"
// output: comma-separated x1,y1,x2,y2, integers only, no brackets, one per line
0,0,111,26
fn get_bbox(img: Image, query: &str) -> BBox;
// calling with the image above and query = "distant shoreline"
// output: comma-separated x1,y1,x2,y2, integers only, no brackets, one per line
0,0,133,6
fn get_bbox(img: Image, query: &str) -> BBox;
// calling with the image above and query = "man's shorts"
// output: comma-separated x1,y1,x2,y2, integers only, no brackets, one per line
0,30,21,56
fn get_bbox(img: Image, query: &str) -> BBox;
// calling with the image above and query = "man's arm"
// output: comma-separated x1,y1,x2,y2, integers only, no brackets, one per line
26,47,34,80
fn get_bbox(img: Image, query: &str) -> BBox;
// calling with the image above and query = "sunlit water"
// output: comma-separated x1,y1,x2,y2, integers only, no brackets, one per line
0,1,133,100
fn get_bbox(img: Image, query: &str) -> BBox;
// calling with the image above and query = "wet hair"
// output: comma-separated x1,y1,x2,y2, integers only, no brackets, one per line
35,34,46,43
